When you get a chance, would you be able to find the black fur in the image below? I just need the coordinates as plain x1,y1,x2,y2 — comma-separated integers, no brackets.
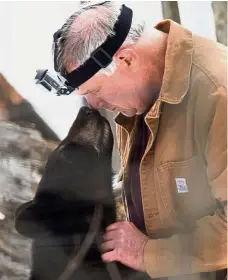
15,106,149,280
15,107,116,279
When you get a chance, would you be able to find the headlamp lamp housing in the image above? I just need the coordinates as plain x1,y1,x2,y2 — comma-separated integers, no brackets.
35,69,75,96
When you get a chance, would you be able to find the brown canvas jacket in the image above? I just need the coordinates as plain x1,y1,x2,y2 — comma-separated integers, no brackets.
114,20,227,279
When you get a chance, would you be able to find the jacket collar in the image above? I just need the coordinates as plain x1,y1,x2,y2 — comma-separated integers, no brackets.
115,19,193,128
155,19,193,104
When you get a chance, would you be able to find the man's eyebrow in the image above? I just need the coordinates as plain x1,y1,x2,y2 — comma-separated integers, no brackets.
86,89,99,96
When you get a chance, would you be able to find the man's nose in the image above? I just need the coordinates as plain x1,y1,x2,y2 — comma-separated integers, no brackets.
85,95,103,110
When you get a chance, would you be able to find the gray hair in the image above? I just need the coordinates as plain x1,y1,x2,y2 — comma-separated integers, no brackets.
55,1,145,76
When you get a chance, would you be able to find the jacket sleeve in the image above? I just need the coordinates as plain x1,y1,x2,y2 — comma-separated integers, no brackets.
143,87,227,278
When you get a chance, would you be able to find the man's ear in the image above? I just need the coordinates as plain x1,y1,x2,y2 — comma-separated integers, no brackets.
115,48,139,71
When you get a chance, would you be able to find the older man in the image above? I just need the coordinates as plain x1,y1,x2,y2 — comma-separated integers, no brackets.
53,2,227,279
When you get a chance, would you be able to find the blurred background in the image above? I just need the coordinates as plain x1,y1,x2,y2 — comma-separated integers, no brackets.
0,1,227,279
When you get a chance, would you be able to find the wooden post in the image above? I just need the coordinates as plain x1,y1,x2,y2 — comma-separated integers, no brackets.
212,1,227,46
161,1,181,24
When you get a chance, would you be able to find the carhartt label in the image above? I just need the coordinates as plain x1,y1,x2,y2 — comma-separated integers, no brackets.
175,178,188,193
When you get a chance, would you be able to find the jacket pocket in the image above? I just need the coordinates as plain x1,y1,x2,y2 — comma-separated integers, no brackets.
156,156,216,227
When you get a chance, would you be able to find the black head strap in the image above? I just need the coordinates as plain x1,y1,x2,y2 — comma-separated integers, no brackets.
53,3,133,89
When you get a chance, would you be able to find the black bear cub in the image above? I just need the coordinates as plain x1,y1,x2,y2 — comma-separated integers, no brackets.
15,106,117,280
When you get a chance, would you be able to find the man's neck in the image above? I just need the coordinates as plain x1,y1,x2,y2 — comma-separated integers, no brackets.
141,28,168,110
147,28,168,87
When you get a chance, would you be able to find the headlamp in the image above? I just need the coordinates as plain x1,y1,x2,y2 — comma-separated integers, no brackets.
35,69,75,96
35,2,133,96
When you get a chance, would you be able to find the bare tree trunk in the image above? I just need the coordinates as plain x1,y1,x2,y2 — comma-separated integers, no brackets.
0,122,58,280
212,1,227,46
161,1,181,24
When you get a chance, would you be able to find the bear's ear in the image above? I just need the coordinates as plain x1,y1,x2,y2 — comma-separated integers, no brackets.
14,201,49,238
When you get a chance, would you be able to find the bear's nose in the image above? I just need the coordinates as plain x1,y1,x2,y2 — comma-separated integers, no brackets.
82,106,93,116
